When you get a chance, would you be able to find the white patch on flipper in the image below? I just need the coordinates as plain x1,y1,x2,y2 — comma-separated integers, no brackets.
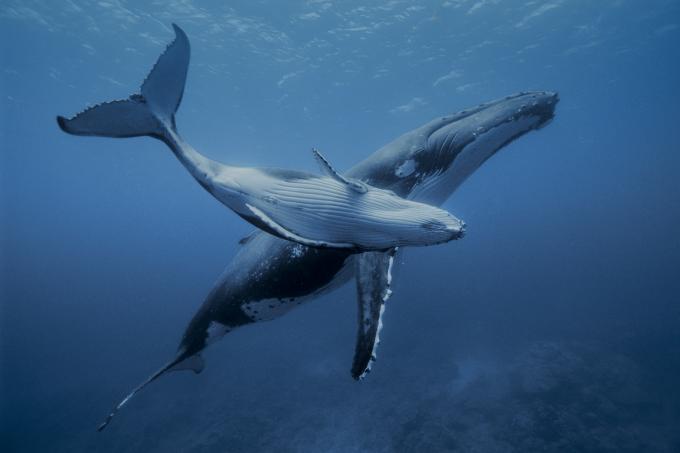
385,249,396,287
395,159,417,177
359,306,386,380
358,252,395,380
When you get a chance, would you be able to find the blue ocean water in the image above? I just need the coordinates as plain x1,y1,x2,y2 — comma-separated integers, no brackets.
1,1,679,451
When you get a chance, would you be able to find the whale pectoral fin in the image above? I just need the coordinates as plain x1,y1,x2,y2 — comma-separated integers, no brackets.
351,248,397,380
245,203,354,249
312,148,368,193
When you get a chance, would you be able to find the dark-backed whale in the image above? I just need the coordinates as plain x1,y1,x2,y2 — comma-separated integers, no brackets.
178,90,559,379
173,88,559,381
57,24,558,430
58,25,465,252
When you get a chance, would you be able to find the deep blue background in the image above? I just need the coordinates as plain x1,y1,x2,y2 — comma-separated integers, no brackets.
1,1,679,451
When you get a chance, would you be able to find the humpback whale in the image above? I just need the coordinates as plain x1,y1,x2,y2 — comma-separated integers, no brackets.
171,88,558,385
58,25,558,430
57,25,465,252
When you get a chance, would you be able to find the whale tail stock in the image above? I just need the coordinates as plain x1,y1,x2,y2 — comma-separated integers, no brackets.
56,23,189,140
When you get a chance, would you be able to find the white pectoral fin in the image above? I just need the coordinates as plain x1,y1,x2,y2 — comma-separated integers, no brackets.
245,203,355,249
312,148,368,193
351,248,397,380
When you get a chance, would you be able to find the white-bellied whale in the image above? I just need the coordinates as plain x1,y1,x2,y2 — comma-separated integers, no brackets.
57,25,465,252
58,24,559,430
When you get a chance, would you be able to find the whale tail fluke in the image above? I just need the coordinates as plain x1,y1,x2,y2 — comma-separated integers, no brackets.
97,351,204,432
57,23,189,139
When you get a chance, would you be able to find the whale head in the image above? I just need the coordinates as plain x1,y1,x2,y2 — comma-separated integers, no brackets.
419,212,467,244
337,186,468,249
348,91,559,204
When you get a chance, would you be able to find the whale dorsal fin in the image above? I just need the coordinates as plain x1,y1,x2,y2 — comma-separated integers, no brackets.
351,247,397,380
312,148,368,193
238,230,258,245
245,203,355,249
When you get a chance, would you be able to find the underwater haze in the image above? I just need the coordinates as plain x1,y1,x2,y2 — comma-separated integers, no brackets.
1,0,680,452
